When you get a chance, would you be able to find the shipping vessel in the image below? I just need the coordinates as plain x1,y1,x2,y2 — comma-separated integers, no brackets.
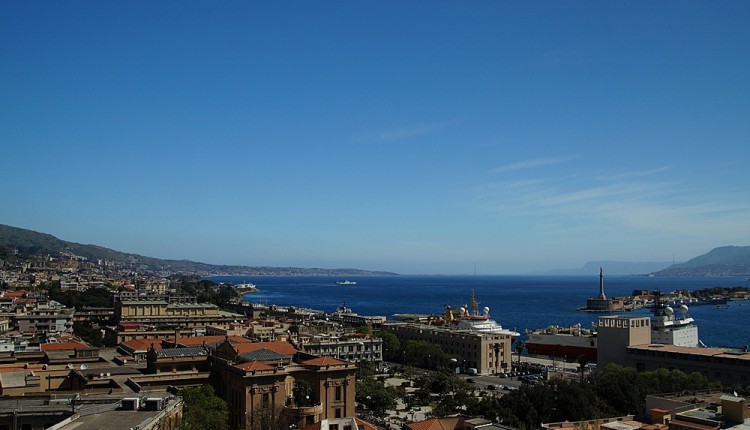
445,290,520,336
525,324,598,362
526,290,702,362
233,282,258,293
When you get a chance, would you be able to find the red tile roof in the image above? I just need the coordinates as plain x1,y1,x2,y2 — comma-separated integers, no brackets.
302,357,347,367
232,341,297,356
41,342,89,351
235,361,275,371
121,338,163,351
406,418,461,430
355,418,379,430
177,335,253,347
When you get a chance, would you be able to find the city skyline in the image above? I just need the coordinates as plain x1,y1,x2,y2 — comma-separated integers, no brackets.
2,2,749,274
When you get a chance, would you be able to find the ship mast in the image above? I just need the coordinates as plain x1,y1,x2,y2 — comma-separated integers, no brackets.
470,289,479,316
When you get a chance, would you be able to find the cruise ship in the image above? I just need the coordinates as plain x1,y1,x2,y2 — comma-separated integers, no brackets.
445,290,520,336
650,291,699,347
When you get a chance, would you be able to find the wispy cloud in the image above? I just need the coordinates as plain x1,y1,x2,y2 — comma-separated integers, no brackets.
491,155,578,174
605,165,673,181
357,120,457,143
473,162,750,247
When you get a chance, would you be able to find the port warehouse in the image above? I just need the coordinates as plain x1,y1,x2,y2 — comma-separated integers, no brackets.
625,344,750,386
381,322,515,375
597,316,750,386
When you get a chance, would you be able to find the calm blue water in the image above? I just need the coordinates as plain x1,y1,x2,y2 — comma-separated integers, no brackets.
205,275,750,349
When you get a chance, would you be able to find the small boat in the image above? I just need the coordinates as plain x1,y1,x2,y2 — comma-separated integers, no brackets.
336,280,357,285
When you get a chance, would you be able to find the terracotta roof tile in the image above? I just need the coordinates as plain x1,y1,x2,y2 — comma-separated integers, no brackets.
233,341,297,356
407,418,452,430
355,418,379,430
41,342,89,351
302,357,346,367
121,338,163,351
235,361,275,371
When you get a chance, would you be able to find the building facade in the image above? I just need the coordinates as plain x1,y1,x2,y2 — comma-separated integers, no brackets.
211,340,357,430
381,322,515,374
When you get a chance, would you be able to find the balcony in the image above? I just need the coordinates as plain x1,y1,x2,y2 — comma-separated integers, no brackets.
284,403,323,428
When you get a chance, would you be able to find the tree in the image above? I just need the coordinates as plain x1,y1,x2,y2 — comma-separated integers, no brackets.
375,331,400,362
577,354,589,383
356,375,399,418
251,404,291,430
293,380,313,407
179,385,229,430
73,320,104,347
515,340,525,369
403,340,446,369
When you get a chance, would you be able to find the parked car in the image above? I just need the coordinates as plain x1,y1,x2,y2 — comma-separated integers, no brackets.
487,384,498,390
466,378,476,383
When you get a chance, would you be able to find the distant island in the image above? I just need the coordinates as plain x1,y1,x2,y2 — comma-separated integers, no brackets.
0,224,398,277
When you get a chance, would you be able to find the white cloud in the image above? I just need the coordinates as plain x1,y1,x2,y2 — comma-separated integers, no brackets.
491,155,578,174
357,120,457,143
473,162,750,248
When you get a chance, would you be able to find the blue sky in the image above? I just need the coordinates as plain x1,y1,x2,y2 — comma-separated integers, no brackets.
2,2,749,274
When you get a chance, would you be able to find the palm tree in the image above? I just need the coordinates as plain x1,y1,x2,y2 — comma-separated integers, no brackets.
514,340,525,371
577,354,589,383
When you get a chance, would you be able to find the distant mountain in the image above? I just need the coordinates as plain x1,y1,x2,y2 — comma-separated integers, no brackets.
541,260,674,276
652,246,750,276
0,224,398,276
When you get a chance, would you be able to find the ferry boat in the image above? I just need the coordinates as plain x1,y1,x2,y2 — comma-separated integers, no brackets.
233,283,258,293
336,280,357,285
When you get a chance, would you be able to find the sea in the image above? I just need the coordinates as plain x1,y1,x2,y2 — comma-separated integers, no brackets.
205,275,750,349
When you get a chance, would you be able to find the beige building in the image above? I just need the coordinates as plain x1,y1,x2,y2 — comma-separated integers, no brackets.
597,315,651,367
626,345,750,386
115,299,242,327
211,340,357,430
597,315,750,386
381,322,515,374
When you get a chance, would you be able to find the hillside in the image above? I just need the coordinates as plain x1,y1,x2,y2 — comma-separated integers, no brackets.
542,260,673,276
0,224,397,276
652,246,750,276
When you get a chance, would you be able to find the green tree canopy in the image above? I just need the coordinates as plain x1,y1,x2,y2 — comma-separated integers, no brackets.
375,331,401,362
179,385,229,430
356,376,399,418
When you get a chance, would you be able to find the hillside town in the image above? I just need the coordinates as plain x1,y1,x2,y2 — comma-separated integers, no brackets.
0,250,749,430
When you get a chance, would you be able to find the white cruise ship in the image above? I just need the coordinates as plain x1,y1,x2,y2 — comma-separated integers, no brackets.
446,290,520,336
651,291,699,347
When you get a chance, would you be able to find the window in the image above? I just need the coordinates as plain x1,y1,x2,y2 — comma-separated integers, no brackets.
335,408,342,418
335,386,342,401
